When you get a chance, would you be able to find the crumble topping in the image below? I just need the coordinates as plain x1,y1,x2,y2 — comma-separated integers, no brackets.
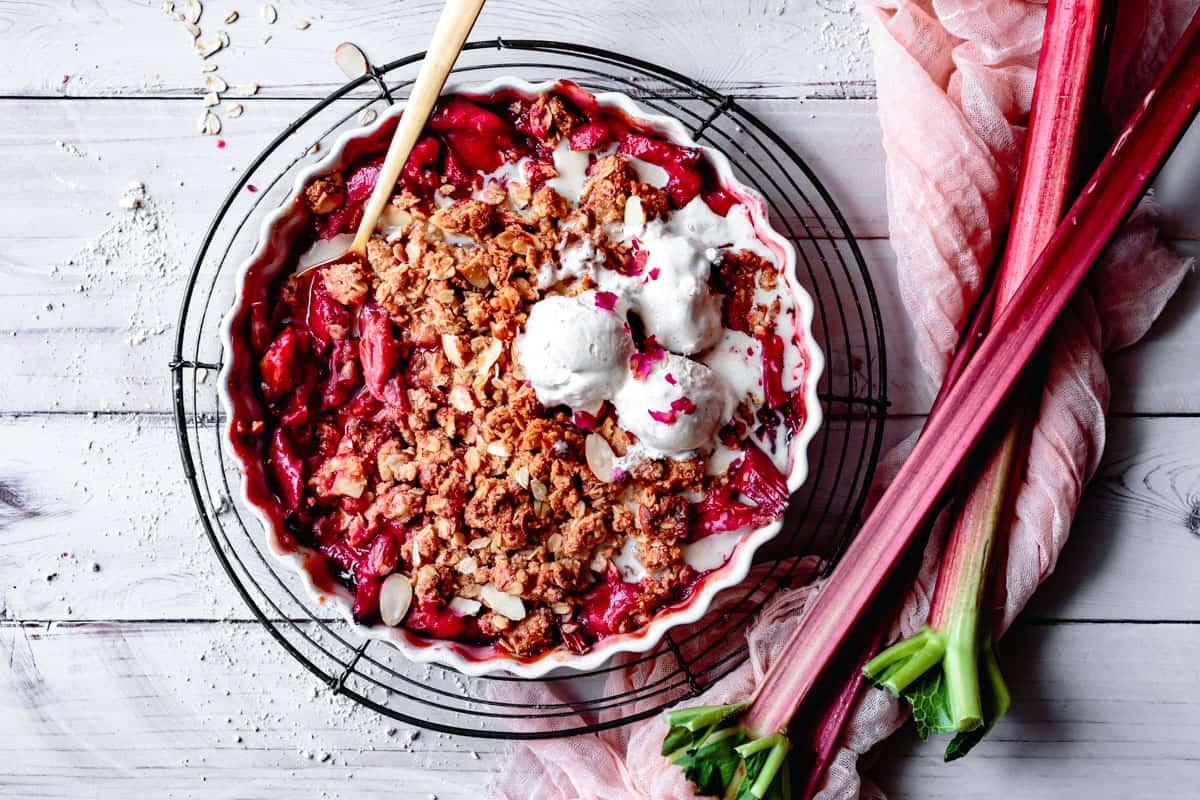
241,83,810,658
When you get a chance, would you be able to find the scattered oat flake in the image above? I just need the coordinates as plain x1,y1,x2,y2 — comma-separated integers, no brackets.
234,82,259,96
260,3,277,23
228,103,244,118
203,111,222,135
183,20,201,39
201,63,218,73
183,0,202,24
357,108,378,125
334,42,370,79
291,18,311,30
204,74,227,92
224,10,239,23
218,30,230,46
203,91,220,107
162,0,175,14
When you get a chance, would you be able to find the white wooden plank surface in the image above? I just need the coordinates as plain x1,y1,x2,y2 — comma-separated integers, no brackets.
0,0,874,99
3,412,1198,624
4,620,1196,800
2,97,1195,415
7,1,1200,797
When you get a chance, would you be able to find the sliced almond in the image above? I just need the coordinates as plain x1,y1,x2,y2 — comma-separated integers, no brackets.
379,203,413,231
512,465,530,489
334,41,370,79
162,1,175,14
456,556,478,575
204,74,227,92
467,536,490,550
200,63,218,73
485,441,510,459
480,583,526,621
260,3,276,23
590,553,608,573
224,9,239,23
182,0,202,24
546,533,563,554
203,91,220,107
449,596,482,616
183,20,201,39
441,333,466,367
195,33,224,58
379,573,414,626
529,478,548,502
448,384,476,413
291,17,311,29
233,82,259,96
227,103,244,118
357,107,378,125
218,30,230,47
585,433,617,482
551,602,572,616
202,111,221,135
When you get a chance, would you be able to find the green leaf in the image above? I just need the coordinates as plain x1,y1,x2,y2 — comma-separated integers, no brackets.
903,670,956,740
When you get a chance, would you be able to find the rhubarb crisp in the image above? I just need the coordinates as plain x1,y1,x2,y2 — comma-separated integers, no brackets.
227,82,815,660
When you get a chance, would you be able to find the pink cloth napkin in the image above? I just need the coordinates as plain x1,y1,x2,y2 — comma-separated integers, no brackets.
491,2,1195,797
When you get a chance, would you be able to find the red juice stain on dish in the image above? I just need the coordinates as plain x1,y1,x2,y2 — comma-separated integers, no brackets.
223,81,811,660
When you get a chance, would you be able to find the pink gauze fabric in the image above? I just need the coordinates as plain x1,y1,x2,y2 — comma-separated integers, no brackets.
490,2,1196,798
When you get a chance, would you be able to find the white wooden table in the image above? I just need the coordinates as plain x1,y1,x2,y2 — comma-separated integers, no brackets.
3,2,1200,798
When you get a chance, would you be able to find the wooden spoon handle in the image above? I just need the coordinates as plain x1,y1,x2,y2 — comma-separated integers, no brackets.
349,0,486,255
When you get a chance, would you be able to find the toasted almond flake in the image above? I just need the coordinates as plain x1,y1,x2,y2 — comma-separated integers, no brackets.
485,441,510,459
260,3,276,23
233,82,259,96
480,583,526,621
379,574,413,626
227,102,244,118
551,602,572,616
291,17,310,29
224,9,239,23
590,553,608,573
357,107,378,125
163,1,175,15
203,91,220,107
334,41,370,79
202,111,221,135
456,556,478,575
218,30,230,46
467,537,490,550
183,0,202,24
441,333,465,367
200,63,218,73
449,596,482,616
449,384,476,412
379,204,412,230
411,543,422,568
204,74,227,92
183,20,202,38
546,533,563,554
585,433,617,482
512,465,530,489
529,478,548,502
195,33,224,58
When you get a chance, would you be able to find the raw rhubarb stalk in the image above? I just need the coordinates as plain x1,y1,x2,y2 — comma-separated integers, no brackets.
863,0,1108,760
663,8,1200,796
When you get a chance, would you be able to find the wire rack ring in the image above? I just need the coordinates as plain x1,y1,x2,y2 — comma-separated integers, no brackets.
170,39,889,739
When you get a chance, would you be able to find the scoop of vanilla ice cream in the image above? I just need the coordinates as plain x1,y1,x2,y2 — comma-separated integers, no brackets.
613,353,735,459
638,272,723,354
515,292,634,414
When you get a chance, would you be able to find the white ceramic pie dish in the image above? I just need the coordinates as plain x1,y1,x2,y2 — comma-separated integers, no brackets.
219,77,824,678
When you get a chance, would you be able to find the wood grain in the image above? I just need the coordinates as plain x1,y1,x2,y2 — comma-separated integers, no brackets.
3,619,1196,799
3,413,1199,623
0,0,874,100
1,97,1195,415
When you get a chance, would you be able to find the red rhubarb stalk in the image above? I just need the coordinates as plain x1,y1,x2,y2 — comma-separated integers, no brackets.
664,9,1200,796
863,0,1108,761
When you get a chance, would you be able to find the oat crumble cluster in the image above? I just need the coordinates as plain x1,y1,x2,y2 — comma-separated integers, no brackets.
237,84,808,659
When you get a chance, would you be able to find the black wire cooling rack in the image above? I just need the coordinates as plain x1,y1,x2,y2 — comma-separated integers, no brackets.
170,39,889,739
